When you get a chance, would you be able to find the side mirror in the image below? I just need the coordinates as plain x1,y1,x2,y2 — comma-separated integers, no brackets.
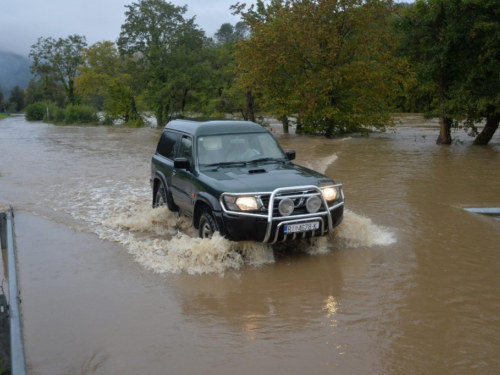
285,150,296,161
174,157,191,170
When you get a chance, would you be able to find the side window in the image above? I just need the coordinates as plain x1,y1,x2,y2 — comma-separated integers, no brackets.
177,135,193,163
157,131,181,160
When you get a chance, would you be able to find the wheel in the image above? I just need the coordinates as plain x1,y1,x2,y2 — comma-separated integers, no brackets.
199,211,217,239
154,182,168,208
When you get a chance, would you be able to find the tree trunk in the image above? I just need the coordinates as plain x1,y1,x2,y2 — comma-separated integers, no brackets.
68,79,75,106
281,115,289,134
246,91,256,123
474,114,500,145
130,96,138,118
155,106,164,127
296,114,304,134
436,116,452,144
436,69,452,145
181,89,189,112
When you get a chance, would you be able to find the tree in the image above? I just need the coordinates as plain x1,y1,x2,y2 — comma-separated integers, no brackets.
117,0,207,126
235,0,407,137
76,41,144,124
214,23,235,44
396,0,500,145
24,79,45,106
394,0,464,144
214,21,250,44
234,22,250,41
445,0,500,145
8,85,25,112
29,35,87,105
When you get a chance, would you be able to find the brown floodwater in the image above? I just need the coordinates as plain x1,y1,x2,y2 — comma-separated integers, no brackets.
0,115,499,374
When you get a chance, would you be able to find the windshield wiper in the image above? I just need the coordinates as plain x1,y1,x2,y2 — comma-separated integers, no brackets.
204,161,247,168
249,157,286,163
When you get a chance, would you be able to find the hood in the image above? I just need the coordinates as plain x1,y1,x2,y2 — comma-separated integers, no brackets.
200,162,333,193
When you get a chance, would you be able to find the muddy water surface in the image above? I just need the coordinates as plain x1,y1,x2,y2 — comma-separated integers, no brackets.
0,115,499,374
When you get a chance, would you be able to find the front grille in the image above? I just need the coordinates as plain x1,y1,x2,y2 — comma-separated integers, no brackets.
258,189,324,216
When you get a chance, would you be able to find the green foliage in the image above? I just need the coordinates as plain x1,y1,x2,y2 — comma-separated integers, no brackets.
8,85,25,112
235,0,408,136
117,0,209,126
394,0,500,144
29,35,87,105
445,0,500,139
60,104,99,124
214,22,250,44
76,41,145,125
25,101,46,121
24,78,45,105
26,101,98,124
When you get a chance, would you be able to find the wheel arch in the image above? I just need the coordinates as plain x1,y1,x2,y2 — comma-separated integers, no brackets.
153,171,178,212
193,193,221,229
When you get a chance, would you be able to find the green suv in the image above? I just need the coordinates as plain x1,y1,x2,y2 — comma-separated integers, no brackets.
150,120,344,244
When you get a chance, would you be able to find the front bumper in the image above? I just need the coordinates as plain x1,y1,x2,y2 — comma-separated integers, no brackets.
217,184,344,244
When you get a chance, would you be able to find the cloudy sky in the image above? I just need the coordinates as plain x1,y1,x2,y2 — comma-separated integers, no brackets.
0,0,244,56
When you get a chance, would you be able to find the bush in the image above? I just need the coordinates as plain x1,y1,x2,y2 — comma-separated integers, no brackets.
45,103,60,121
25,102,100,125
125,117,145,127
25,102,46,121
62,104,99,124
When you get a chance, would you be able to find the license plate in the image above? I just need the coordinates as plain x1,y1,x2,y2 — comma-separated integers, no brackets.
284,221,320,234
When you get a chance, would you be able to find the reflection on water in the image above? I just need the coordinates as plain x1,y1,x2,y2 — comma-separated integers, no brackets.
0,115,499,374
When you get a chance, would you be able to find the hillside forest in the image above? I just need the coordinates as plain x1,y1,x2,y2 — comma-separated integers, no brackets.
0,0,499,145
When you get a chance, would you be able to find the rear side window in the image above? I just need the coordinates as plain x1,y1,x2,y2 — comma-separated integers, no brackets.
157,131,181,160
178,135,193,163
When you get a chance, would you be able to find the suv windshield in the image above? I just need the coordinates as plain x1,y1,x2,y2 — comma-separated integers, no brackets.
198,133,286,166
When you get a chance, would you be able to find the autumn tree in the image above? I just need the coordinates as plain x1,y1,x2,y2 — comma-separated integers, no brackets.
234,0,407,137
29,35,87,106
76,41,145,124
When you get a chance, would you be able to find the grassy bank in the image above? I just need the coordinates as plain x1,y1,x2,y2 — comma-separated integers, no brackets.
0,113,10,120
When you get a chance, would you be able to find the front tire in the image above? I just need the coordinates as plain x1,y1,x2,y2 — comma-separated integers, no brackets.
199,211,217,239
154,182,168,208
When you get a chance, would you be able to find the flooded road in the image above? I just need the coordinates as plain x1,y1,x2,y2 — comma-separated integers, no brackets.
1,115,499,374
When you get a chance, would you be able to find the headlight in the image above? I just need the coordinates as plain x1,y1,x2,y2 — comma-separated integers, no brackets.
278,198,294,216
236,196,259,210
224,195,259,211
306,195,322,213
322,187,338,201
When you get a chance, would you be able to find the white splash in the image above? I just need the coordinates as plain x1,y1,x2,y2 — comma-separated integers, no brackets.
304,153,338,174
333,209,396,248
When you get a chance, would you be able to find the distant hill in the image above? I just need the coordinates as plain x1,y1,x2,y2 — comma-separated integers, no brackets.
0,51,33,97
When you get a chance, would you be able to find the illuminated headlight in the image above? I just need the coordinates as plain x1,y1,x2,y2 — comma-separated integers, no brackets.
278,198,294,216
224,195,259,211
236,196,259,210
322,187,338,201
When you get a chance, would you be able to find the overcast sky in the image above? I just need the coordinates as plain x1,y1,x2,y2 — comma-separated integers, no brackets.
0,0,244,56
